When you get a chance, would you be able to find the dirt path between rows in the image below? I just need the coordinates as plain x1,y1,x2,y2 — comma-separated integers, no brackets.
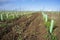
22,13,47,40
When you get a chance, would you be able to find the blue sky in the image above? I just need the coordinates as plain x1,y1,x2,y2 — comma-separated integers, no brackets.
0,0,60,11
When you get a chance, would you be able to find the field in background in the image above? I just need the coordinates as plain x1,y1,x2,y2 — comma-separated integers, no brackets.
0,11,60,40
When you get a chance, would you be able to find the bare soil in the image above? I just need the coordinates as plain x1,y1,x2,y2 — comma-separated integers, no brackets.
0,12,60,40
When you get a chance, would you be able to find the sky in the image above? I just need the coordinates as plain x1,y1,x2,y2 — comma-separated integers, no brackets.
0,0,60,11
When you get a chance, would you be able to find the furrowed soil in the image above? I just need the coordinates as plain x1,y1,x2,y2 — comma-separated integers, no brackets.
0,12,60,40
